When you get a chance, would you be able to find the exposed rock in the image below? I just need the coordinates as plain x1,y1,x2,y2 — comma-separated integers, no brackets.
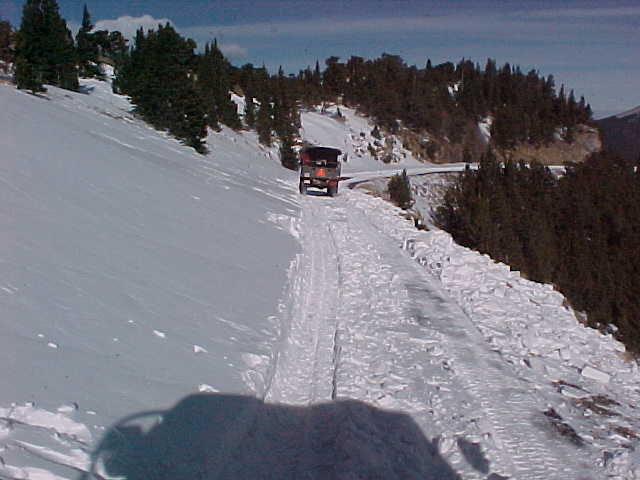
498,125,601,165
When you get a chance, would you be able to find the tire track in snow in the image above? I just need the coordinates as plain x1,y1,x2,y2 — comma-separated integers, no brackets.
265,196,341,405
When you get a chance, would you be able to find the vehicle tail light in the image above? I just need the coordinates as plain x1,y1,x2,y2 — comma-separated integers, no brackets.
301,153,311,165
317,169,326,177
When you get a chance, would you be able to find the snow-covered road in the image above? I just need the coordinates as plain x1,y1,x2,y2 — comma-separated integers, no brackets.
265,188,602,479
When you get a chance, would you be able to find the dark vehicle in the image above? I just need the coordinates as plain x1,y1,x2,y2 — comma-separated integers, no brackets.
299,146,343,196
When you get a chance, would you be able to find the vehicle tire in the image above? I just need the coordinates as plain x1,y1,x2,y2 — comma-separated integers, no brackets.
327,183,338,197
299,178,307,195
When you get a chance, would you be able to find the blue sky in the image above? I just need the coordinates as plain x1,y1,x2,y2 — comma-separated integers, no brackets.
2,0,638,118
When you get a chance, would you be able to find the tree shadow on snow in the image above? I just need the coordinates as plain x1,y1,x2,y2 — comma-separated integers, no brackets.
81,393,462,480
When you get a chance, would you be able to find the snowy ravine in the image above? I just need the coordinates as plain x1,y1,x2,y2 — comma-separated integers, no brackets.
2,80,640,479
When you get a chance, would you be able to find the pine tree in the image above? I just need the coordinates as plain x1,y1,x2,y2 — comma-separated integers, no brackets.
42,0,77,90
255,95,273,146
195,40,241,130
14,0,45,91
76,4,99,78
0,19,13,72
279,134,297,170
243,91,256,129
115,23,207,153
15,0,78,92
388,169,413,209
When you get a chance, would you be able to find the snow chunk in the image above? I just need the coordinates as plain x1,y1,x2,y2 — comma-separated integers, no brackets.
197,384,219,393
242,352,267,368
478,117,492,144
56,403,78,413
0,404,92,444
153,329,166,338
581,365,611,384
193,344,208,354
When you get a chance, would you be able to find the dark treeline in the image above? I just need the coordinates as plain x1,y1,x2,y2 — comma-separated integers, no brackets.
7,1,126,89
7,1,302,156
0,17,13,72
229,55,592,163
113,23,209,153
113,26,304,159
8,1,594,158
436,151,640,353
287,56,592,153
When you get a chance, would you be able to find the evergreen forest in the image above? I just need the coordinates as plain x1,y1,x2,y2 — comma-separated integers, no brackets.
436,151,640,353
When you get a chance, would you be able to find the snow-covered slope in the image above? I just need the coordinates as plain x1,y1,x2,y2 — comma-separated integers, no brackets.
300,105,424,171
0,79,301,479
2,80,640,479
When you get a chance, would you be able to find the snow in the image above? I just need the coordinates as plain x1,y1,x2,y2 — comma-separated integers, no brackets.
300,104,426,171
0,78,299,479
1,77,640,479
478,116,492,143
581,366,611,384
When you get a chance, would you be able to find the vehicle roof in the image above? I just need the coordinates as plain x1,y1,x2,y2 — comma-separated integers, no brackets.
301,146,342,156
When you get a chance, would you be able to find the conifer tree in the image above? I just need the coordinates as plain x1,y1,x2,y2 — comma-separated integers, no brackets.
15,0,78,92
115,23,207,153
195,40,240,130
14,0,45,91
0,19,13,72
255,95,273,146
388,169,413,209
76,4,99,78
243,91,256,129
279,134,297,170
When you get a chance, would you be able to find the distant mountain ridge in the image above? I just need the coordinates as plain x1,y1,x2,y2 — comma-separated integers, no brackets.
615,105,640,119
596,105,640,163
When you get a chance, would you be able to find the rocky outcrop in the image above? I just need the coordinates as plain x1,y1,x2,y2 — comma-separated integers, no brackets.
397,123,600,165
498,124,601,165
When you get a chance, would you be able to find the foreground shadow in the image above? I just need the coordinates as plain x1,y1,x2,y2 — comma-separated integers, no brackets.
85,393,461,480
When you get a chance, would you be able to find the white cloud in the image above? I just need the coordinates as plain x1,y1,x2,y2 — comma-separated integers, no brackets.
93,15,174,40
219,43,248,59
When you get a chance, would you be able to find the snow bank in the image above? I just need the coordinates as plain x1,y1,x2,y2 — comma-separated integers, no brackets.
349,189,640,479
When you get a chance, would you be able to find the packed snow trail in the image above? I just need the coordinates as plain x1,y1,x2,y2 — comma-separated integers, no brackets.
265,202,341,404
267,188,597,479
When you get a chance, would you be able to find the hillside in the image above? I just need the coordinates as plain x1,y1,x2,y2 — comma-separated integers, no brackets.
0,78,301,478
2,78,640,479
596,106,640,163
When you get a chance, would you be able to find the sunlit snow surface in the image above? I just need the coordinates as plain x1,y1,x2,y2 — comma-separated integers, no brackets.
1,81,639,479
0,79,299,478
